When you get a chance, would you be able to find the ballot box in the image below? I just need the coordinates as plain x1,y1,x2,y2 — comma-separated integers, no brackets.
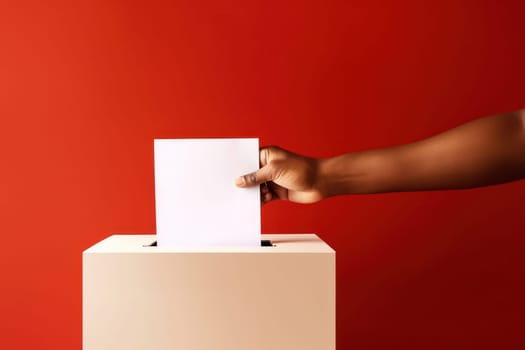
83,234,335,350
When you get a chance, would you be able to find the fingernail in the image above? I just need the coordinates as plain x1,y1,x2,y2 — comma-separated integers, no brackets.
235,177,244,186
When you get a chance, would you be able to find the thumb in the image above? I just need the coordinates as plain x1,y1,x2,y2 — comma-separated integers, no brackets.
235,165,274,187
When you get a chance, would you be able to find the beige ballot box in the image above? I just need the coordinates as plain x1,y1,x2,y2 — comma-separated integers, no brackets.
83,234,335,350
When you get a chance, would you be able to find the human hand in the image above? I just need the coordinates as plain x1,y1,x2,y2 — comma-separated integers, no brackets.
235,146,324,204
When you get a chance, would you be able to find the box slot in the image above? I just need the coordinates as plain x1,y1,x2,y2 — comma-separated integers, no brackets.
143,240,274,247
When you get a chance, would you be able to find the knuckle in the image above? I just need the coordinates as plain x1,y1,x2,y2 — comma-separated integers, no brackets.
267,160,282,177
244,173,257,184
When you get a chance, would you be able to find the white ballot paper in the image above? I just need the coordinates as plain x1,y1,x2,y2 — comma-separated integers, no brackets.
154,138,261,247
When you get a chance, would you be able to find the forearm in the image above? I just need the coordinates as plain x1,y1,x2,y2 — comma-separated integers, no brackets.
318,110,525,196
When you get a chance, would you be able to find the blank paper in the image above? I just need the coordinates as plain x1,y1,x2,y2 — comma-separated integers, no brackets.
154,138,260,247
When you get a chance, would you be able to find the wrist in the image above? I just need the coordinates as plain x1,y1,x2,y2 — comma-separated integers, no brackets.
316,156,347,199
315,152,378,197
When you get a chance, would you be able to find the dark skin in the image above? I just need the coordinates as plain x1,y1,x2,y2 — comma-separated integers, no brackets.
235,109,525,204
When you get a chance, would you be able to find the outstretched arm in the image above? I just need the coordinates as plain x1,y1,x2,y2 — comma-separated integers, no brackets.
321,109,525,195
236,109,525,203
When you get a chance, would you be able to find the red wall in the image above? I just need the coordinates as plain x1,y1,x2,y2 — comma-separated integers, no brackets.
1,1,524,348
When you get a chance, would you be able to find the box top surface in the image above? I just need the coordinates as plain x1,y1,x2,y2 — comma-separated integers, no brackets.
84,234,334,254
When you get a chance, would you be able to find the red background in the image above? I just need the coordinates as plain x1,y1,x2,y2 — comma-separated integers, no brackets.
1,0,524,348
